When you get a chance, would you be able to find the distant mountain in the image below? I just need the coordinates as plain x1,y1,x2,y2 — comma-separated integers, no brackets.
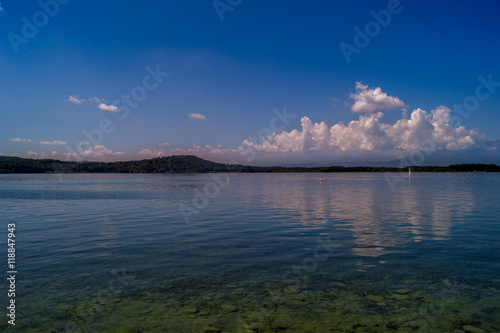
1,155,500,173
326,146,500,167
383,147,500,167
259,144,500,168
486,140,500,150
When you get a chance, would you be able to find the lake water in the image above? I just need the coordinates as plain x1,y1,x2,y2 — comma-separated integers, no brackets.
1,173,499,332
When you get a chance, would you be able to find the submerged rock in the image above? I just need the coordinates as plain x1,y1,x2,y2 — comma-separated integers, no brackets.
182,307,198,314
394,289,411,295
462,325,485,333
246,321,265,330
365,295,384,302
220,305,237,312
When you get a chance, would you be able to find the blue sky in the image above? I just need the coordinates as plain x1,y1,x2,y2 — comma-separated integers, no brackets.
1,0,500,165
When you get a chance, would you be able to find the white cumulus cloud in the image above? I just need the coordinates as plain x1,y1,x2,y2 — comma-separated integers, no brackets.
66,95,109,107
98,103,118,112
39,140,67,145
10,138,33,142
58,145,125,161
25,151,53,159
26,151,42,158
242,106,483,157
350,82,407,113
88,97,102,103
137,148,169,158
68,95,85,105
188,113,206,120
79,145,124,158
41,145,126,162
134,97,486,165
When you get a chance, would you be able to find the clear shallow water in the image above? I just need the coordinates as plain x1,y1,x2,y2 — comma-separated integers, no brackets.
1,173,499,332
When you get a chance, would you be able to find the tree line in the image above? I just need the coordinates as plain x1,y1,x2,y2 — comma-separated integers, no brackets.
1,155,499,174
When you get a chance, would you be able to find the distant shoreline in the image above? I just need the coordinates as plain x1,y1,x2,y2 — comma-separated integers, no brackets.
1,155,500,174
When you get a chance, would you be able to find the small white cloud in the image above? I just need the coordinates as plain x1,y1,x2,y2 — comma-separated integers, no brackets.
59,144,125,161
158,142,170,147
0,3,4,11
10,138,33,142
24,151,51,159
40,140,67,145
26,146,122,161
188,113,206,120
137,148,169,158
88,97,102,103
79,145,125,158
350,82,407,114
68,95,109,106
98,103,118,112
68,95,85,105
26,151,39,158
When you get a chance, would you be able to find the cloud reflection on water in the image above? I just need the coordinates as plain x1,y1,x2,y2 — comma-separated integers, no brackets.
250,173,476,258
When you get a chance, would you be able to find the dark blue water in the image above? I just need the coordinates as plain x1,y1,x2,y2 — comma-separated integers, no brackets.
1,173,499,332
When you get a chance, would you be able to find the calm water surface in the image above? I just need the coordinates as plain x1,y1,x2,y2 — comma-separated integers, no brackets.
1,173,499,332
